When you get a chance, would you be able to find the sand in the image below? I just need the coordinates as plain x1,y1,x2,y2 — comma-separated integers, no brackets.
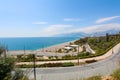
16,43,120,65
36,41,71,52
7,40,76,56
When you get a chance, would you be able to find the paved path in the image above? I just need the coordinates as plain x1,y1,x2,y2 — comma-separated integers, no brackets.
7,50,78,57
17,43,120,65
84,43,95,54
26,43,120,80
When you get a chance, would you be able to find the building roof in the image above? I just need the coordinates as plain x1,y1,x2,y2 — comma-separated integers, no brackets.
64,46,72,50
70,45,79,47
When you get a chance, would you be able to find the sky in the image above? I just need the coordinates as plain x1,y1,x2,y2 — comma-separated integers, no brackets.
0,0,120,37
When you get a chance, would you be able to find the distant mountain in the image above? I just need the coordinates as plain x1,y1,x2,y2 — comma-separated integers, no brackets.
54,23,120,37
55,32,87,37
89,29,120,37
55,29,120,37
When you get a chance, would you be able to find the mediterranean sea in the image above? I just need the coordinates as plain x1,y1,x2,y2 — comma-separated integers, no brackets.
0,37,79,50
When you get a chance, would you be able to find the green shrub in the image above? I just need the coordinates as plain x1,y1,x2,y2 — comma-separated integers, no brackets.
86,76,101,80
112,68,120,80
41,62,74,67
62,55,77,60
0,57,15,80
16,64,33,68
16,54,35,62
40,63,63,67
62,62,74,67
57,49,63,53
27,54,34,61
17,62,75,68
85,59,97,63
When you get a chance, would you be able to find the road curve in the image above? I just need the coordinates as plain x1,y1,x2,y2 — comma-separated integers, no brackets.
17,43,120,65
27,43,120,80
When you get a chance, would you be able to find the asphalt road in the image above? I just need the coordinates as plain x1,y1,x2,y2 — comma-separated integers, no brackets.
27,45,120,80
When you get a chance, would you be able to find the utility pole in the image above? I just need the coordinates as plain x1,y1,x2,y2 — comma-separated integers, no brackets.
33,54,36,80
24,45,26,55
4,44,7,59
42,44,45,53
78,45,79,65
6,44,8,52
4,48,6,59
112,48,114,54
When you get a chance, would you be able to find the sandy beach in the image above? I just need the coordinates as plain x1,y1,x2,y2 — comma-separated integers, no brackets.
7,40,77,56
16,43,120,65
36,41,74,52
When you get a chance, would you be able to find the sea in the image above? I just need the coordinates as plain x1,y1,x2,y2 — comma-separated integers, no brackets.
0,37,79,50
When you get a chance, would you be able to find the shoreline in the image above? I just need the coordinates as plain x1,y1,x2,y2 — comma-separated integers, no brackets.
16,43,120,65
36,40,77,52
7,39,78,55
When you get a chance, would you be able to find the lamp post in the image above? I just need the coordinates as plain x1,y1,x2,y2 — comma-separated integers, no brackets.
24,47,25,55
3,44,7,59
33,54,36,80
112,48,114,54
78,45,79,65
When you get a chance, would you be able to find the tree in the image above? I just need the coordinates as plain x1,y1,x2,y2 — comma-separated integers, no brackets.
0,46,5,56
0,45,7,59
0,47,29,80
12,69,29,80
106,33,109,42
0,57,15,80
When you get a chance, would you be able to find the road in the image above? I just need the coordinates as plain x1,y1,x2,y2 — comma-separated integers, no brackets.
27,43,120,80
84,43,95,54
17,43,120,65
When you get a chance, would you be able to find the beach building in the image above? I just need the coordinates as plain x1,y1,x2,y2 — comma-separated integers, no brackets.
63,45,79,53
69,44,79,48
64,46,72,53
43,56,49,59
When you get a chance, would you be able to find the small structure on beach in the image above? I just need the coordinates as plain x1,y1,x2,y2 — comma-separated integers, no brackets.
63,44,79,53
43,56,49,59
64,46,73,53
69,45,79,48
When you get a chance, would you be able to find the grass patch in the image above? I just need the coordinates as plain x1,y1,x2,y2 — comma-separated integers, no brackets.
16,62,75,68
85,76,101,80
85,59,97,63
112,68,120,80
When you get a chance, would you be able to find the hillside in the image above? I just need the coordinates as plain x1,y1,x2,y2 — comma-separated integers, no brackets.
74,32,120,58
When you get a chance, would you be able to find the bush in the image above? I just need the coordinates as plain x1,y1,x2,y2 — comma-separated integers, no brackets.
85,59,97,63
62,55,77,60
112,68,120,80
57,49,63,53
62,62,74,67
16,54,35,62
40,63,63,67
17,64,33,68
0,57,15,80
17,62,75,68
41,62,74,67
78,52,91,58
86,76,101,80
27,54,34,61
12,69,29,80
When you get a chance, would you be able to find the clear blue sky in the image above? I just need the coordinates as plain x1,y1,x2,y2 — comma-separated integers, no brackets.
0,0,120,37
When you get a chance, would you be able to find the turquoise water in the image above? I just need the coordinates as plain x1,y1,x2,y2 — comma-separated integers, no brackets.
0,37,79,50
